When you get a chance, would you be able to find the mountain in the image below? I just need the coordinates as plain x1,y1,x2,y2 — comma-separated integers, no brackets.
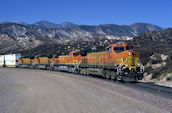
0,21,163,55
14,21,28,25
0,21,163,39
0,21,11,24
0,21,28,25
33,20,60,29
33,21,162,36
57,22,77,29
33,20,77,29
0,22,91,40
129,23,163,35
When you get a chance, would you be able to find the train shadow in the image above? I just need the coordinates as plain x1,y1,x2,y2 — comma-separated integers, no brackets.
135,81,172,92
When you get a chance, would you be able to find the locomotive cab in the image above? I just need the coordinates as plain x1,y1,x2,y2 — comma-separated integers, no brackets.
106,42,133,54
69,50,82,64
69,50,81,57
106,42,139,67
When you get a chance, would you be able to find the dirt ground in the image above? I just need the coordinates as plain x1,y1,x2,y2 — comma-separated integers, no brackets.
0,68,170,113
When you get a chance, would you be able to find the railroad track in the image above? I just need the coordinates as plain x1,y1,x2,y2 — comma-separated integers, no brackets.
51,69,172,98
21,67,172,95
137,82,172,93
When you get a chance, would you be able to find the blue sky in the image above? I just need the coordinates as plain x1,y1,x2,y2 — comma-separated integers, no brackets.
0,0,171,27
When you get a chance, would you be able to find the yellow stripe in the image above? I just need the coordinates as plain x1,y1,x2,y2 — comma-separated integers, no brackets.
6,65,16,67
59,55,69,58
88,51,106,55
58,63,74,65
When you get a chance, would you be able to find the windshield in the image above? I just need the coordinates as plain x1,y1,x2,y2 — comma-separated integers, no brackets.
114,47,124,53
126,46,133,50
73,52,80,57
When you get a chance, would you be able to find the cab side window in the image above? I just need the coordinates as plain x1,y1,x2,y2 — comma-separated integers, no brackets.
73,53,80,57
69,54,72,57
126,46,133,50
106,47,112,53
114,47,124,53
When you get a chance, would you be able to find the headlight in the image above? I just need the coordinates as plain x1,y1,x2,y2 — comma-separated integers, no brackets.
128,52,131,56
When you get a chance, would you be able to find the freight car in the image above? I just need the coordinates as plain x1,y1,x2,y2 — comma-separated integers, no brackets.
18,42,144,82
0,55,5,67
0,54,21,67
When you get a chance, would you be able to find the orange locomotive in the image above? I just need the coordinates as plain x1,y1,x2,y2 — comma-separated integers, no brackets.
53,50,82,72
79,42,144,81
32,55,55,69
18,42,144,82
18,56,34,68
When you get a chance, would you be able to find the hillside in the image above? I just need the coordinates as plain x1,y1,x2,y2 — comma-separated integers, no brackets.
131,28,172,86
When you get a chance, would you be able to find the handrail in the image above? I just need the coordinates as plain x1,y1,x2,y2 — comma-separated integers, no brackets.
137,58,144,73
117,58,128,75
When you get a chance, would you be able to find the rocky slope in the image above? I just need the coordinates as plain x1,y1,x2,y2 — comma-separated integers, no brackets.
130,28,172,86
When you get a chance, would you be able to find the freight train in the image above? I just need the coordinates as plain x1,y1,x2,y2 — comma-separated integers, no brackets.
16,42,144,82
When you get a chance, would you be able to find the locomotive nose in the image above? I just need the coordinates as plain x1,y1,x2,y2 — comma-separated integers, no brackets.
124,50,138,68
128,51,131,56
128,51,136,56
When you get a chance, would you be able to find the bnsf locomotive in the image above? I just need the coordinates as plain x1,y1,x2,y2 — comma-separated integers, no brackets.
18,42,144,82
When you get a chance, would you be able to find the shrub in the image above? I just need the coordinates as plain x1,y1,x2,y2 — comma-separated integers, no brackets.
167,73,172,81
151,70,161,79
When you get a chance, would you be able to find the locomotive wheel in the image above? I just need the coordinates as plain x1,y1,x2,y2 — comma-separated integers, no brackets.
79,70,84,75
109,75,116,81
74,70,78,74
86,71,90,76
49,67,54,71
116,76,122,82
79,69,86,75
105,73,111,80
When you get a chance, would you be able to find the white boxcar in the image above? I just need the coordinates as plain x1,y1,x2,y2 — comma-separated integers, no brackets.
5,54,21,67
5,54,21,61
0,55,5,67
5,60,17,67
